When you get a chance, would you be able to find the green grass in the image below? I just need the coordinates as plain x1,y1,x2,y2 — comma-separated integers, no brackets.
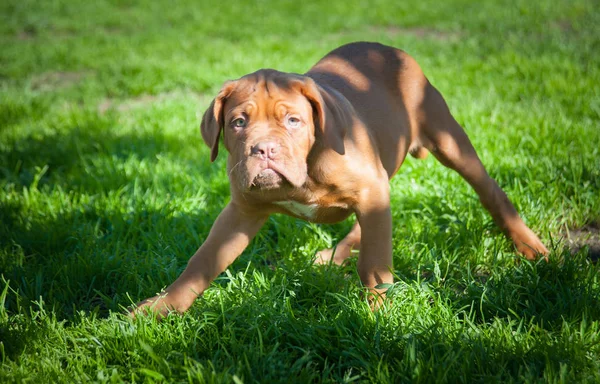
1,0,600,382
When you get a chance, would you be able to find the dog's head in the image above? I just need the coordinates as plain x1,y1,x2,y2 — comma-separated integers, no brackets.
200,70,353,193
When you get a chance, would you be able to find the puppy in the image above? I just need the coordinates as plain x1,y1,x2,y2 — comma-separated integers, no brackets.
132,42,548,317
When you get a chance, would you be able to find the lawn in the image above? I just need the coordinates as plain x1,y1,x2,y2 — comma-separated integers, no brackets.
1,0,600,382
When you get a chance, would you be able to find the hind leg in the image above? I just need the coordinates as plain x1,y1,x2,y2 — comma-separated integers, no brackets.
315,221,361,265
419,84,548,259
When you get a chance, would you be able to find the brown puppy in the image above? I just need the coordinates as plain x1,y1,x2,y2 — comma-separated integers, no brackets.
132,42,548,317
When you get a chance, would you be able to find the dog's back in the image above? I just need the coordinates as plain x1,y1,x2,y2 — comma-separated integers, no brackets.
307,42,431,175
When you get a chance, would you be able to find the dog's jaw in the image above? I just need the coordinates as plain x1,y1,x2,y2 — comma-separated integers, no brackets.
251,168,285,189
241,156,308,191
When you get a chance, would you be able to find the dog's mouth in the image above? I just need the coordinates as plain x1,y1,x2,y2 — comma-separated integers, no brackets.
250,162,287,189
247,160,306,190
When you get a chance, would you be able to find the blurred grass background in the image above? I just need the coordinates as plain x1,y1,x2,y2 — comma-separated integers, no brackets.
1,0,599,382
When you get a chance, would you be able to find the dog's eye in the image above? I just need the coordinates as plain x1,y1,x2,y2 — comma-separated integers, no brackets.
232,118,247,128
286,116,301,129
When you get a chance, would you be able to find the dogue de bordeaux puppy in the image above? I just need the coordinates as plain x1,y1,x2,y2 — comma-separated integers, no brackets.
132,42,548,317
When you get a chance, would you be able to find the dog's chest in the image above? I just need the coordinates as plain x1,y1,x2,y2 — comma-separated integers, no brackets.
274,201,318,220
272,198,353,223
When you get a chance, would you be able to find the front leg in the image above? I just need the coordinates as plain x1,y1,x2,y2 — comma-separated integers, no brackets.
131,202,267,318
354,182,394,297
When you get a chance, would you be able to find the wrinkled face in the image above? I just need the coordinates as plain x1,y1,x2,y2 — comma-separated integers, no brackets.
201,69,350,195
222,78,315,192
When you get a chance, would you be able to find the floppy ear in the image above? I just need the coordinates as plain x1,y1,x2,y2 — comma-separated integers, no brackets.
300,78,354,155
200,81,237,162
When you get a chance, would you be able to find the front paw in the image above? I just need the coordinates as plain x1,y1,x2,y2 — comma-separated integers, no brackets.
314,247,337,265
129,293,190,319
315,244,357,265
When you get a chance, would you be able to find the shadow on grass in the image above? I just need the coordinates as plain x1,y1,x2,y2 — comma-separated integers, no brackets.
0,114,218,195
0,202,217,315
450,251,600,328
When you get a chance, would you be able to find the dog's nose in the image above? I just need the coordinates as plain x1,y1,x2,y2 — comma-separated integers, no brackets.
250,141,279,159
